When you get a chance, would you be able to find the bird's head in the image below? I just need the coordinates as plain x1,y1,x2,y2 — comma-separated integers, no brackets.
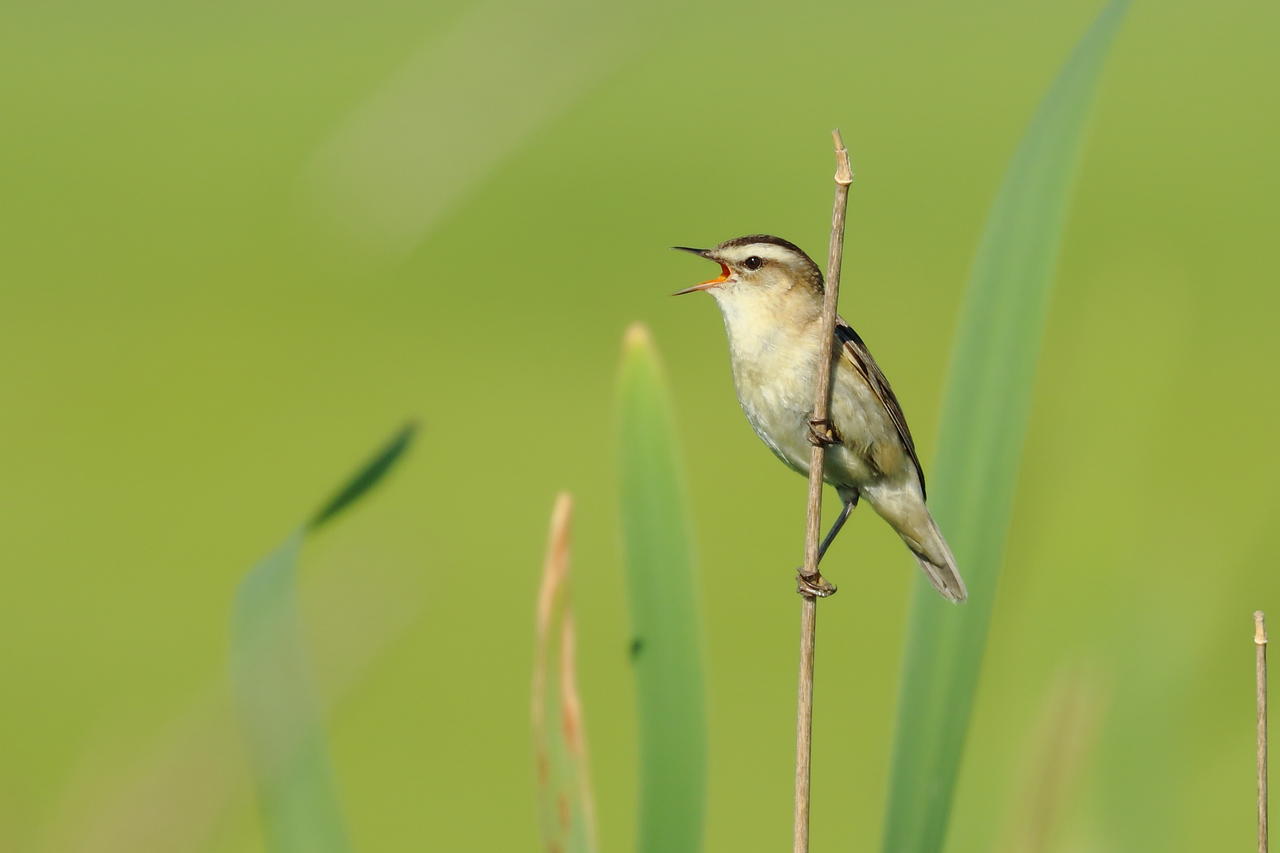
672,235,823,301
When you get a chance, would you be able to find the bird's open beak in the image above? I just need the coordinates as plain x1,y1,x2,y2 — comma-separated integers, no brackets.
671,246,731,295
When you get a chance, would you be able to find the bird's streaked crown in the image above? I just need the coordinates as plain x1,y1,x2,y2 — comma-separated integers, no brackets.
713,234,823,291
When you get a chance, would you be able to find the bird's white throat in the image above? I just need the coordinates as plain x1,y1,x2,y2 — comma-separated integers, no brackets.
710,285,825,473
712,284,822,374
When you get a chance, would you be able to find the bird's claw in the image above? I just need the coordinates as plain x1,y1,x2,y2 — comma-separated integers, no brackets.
807,418,840,447
796,570,837,598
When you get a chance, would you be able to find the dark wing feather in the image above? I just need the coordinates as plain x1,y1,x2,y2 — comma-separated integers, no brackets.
834,318,927,499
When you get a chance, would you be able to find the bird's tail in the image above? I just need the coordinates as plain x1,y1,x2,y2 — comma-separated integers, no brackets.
861,483,969,603
905,513,967,603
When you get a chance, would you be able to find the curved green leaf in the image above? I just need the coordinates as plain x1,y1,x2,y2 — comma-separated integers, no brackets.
880,4,1129,851
617,324,707,853
231,425,415,852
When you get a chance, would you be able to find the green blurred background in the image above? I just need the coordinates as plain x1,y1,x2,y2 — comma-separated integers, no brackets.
3,0,1277,849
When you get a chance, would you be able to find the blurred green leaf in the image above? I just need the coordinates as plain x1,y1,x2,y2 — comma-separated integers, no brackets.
617,324,707,853
309,423,416,530
231,425,415,853
880,4,1128,852
532,493,599,853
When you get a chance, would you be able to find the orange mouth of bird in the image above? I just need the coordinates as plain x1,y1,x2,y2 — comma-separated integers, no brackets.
704,262,731,286
674,262,732,295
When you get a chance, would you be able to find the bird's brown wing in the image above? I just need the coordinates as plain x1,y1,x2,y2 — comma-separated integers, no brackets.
834,317,927,499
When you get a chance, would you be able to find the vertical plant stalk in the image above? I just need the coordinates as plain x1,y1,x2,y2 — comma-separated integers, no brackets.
792,129,854,853
995,672,1104,853
533,493,598,853
1258,611,1269,853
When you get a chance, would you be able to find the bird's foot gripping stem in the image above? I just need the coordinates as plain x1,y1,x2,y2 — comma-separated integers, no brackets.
807,418,841,447
796,570,837,598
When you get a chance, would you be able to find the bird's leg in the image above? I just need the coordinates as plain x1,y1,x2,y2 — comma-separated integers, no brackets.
816,497,856,564
807,417,841,447
797,497,856,598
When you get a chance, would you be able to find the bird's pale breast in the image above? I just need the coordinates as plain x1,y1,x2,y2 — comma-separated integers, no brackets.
721,307,903,491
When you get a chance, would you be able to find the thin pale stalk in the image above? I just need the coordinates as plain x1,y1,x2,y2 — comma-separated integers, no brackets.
532,494,599,853
1258,611,1269,853
995,672,1104,853
792,129,854,853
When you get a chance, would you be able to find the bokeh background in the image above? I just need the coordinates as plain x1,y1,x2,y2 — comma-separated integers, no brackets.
3,0,1278,849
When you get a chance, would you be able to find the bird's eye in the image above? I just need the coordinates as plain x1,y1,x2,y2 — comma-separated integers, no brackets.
743,256,764,270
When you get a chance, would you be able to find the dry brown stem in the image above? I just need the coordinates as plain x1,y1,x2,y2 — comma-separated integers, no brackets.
533,494,598,853
792,129,854,853
1259,610,1269,853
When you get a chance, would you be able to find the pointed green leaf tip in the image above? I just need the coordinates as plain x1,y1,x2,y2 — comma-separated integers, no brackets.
309,422,417,530
617,323,707,853
880,3,1129,852
623,321,655,354
232,423,416,852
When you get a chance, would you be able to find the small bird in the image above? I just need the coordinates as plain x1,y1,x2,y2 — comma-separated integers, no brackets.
674,234,967,602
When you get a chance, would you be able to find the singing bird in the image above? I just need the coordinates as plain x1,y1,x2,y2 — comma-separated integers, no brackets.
674,234,967,602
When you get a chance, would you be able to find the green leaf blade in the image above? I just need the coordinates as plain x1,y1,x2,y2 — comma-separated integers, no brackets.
231,425,415,852
617,324,707,853
231,532,351,853
309,422,417,530
880,4,1129,852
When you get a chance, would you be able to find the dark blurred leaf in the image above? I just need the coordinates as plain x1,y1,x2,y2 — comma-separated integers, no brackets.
309,423,416,530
